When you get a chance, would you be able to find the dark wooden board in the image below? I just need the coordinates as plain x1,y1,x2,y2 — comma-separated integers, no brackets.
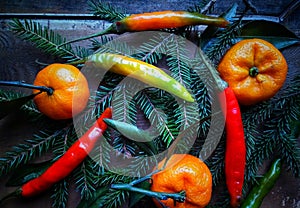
0,0,299,208
0,0,296,15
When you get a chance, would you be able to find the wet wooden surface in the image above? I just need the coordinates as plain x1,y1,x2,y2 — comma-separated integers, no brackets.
0,0,300,207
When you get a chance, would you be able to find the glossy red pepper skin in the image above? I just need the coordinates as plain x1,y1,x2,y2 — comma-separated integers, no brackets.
221,87,246,207
20,107,112,197
115,11,229,32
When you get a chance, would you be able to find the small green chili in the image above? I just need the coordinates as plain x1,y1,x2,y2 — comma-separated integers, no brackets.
241,158,282,208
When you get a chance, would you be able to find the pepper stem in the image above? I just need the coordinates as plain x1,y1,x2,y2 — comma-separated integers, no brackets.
111,183,186,203
249,66,259,77
0,81,53,95
56,24,117,49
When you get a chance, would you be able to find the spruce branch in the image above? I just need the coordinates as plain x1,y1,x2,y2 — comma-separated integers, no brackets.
165,35,200,131
9,19,90,62
75,158,98,199
135,33,171,64
51,179,69,208
98,171,132,187
110,81,138,125
165,34,192,90
277,133,300,177
90,35,116,51
92,72,123,110
88,0,126,22
242,75,300,180
99,189,129,208
190,71,212,138
204,134,226,186
49,127,74,208
0,129,65,176
51,125,76,161
134,90,179,146
205,19,241,64
89,39,135,59
272,95,300,177
0,89,41,119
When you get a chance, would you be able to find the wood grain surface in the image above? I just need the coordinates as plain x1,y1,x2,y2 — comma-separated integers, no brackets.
0,0,299,208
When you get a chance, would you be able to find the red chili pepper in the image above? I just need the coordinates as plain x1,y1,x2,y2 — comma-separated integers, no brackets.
220,87,246,208
20,107,112,197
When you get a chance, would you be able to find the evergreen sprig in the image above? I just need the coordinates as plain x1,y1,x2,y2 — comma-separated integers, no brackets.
49,127,74,207
90,35,116,51
0,89,42,120
51,179,69,208
99,189,129,208
165,34,200,132
134,90,179,147
88,0,126,22
1,1,300,207
9,19,91,63
75,158,98,199
242,76,300,180
205,19,241,64
135,33,170,64
0,129,65,176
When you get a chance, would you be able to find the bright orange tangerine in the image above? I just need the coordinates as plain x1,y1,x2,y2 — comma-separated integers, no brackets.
217,38,288,105
33,64,90,120
151,154,212,208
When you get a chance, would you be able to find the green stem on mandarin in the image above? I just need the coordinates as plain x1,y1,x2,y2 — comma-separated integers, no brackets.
249,66,259,77
0,81,54,95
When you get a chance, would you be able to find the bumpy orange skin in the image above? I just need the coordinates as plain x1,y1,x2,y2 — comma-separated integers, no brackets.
33,64,90,120
151,154,212,208
217,38,288,105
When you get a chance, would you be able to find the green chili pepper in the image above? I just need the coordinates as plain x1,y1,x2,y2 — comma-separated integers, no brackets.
104,118,157,155
241,158,282,208
87,53,194,102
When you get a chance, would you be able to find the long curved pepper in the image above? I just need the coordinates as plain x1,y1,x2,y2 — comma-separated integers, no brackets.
88,53,194,102
241,159,281,208
115,10,229,32
220,87,246,208
58,10,229,46
12,107,112,198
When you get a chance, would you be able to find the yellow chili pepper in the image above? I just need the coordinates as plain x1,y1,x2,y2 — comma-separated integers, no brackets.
88,53,194,102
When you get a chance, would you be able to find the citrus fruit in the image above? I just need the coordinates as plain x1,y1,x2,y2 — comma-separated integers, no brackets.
151,154,212,208
217,38,288,105
33,64,90,120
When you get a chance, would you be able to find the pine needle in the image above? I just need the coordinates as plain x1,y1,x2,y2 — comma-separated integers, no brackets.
9,19,90,62
0,89,42,120
205,20,241,64
88,0,126,22
0,129,65,175
51,179,69,208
